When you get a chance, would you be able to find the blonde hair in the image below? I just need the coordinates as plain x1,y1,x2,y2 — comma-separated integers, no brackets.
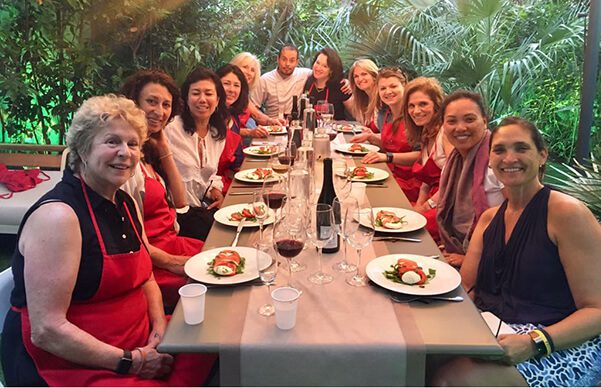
367,68,408,133
348,59,379,125
402,77,444,147
230,52,261,89
66,94,147,171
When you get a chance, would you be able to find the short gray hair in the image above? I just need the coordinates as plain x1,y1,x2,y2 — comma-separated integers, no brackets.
66,94,147,171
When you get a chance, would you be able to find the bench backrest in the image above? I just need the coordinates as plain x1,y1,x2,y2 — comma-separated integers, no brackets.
0,143,67,170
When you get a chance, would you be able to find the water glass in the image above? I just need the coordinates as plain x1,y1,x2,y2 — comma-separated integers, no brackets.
307,203,335,285
253,189,268,242
256,241,278,316
345,206,375,287
332,196,358,273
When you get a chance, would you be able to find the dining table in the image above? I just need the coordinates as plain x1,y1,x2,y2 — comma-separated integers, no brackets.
158,128,503,386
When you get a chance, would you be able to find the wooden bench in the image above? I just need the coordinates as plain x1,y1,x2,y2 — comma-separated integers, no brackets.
0,143,67,170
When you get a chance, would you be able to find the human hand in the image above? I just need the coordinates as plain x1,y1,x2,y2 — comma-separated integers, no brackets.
498,334,537,365
207,189,224,210
133,346,174,379
166,256,187,276
252,127,269,138
340,79,352,95
413,201,430,214
148,130,170,155
350,131,372,144
362,152,386,164
269,117,287,126
443,252,465,268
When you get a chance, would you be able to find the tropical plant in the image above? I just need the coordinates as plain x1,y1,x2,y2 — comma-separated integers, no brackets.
547,159,601,220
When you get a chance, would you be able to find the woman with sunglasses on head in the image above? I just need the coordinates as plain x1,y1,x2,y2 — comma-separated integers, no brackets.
402,77,454,241
432,117,601,387
350,68,421,202
120,69,204,308
436,90,505,268
165,66,241,210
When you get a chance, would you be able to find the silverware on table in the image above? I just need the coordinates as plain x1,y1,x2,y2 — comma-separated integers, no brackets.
389,294,464,304
229,192,254,196
373,236,422,243
231,218,245,247
366,185,388,188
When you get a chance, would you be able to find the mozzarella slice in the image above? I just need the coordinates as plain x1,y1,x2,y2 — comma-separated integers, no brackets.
214,265,236,276
401,271,421,285
383,221,403,229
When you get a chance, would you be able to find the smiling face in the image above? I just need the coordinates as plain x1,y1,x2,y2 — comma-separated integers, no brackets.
277,48,298,77
443,98,487,156
137,82,172,135
352,65,375,92
187,79,219,122
221,72,241,107
490,123,547,187
312,53,331,82
407,90,435,127
238,58,256,86
83,118,141,197
378,76,404,108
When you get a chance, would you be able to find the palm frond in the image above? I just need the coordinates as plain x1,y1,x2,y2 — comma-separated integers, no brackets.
547,159,601,220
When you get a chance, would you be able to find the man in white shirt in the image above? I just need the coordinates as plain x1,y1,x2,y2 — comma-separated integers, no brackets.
250,45,311,119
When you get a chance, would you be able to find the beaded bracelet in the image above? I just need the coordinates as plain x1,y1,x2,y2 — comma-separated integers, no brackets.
133,347,146,374
159,152,173,160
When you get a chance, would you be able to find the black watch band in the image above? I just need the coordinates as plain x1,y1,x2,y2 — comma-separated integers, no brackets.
527,331,547,358
386,152,394,163
115,349,133,374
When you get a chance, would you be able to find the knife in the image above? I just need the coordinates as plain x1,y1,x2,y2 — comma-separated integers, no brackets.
231,218,245,247
229,192,254,196
373,236,422,243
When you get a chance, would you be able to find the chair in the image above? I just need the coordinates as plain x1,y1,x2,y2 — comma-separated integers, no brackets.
60,147,70,172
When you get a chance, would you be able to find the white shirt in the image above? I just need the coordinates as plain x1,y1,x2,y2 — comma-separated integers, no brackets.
165,116,225,207
484,167,505,206
250,67,312,118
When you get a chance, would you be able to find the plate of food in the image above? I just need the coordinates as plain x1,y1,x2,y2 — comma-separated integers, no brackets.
366,207,427,233
184,247,273,285
333,123,359,133
261,125,287,135
366,254,461,296
334,143,380,155
243,145,280,157
214,203,276,227
234,168,280,183
335,166,389,182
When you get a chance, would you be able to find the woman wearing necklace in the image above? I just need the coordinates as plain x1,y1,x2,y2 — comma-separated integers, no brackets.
165,67,240,210
350,68,421,202
303,48,350,120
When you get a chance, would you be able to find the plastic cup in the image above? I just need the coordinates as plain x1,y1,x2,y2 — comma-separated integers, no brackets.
178,283,207,325
271,287,301,330
350,182,367,205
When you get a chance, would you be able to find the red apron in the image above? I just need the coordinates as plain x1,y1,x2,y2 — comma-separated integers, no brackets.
380,118,421,202
411,149,443,242
140,164,203,306
17,178,213,386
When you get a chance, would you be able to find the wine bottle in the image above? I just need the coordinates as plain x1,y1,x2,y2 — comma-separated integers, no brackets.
291,95,299,121
299,94,307,125
289,95,302,149
318,158,340,254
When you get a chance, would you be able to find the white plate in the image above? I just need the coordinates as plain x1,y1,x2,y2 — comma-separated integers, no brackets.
335,166,389,182
214,203,276,227
333,123,359,133
367,207,427,233
366,254,461,296
334,143,380,155
243,145,280,157
261,125,287,135
185,246,273,285
234,168,280,183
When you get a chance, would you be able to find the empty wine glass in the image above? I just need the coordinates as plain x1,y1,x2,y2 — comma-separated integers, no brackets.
345,205,375,287
332,158,352,199
273,211,306,288
307,203,335,285
321,103,335,128
332,196,358,273
252,189,269,242
256,241,278,316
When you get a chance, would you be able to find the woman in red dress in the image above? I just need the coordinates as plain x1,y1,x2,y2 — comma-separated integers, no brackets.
1,95,214,386
350,68,421,202
121,69,204,308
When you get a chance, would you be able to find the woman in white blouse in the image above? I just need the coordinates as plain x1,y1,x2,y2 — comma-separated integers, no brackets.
166,67,241,209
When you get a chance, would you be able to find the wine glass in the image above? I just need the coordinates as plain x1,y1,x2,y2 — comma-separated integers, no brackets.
255,241,278,316
252,189,269,242
262,174,288,219
332,158,352,199
332,196,358,273
269,145,289,175
345,205,375,287
273,211,306,288
306,203,335,285
320,103,335,129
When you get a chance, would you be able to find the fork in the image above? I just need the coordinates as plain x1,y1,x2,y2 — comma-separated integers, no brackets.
389,294,464,304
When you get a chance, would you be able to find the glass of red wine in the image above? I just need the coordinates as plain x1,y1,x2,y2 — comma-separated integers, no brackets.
262,174,288,219
273,210,306,288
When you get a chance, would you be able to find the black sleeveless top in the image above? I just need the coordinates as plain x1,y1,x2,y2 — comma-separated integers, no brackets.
10,168,143,306
475,186,576,325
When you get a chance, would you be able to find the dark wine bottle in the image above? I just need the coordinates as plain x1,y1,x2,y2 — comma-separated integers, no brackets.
291,95,299,121
289,95,302,149
318,158,340,254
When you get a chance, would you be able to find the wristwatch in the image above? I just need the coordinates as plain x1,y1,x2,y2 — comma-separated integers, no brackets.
386,152,394,163
527,330,547,358
115,349,133,374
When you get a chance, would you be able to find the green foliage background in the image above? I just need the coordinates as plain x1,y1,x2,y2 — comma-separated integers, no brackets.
0,0,599,162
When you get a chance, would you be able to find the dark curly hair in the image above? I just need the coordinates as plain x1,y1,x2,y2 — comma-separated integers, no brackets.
216,64,249,117
120,68,182,121
180,66,228,141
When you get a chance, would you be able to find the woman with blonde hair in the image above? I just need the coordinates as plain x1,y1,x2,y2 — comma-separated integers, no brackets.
402,77,453,241
345,58,379,127
350,68,421,201
230,52,283,127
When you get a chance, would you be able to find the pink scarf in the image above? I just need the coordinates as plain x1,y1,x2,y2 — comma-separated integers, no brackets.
436,130,491,254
